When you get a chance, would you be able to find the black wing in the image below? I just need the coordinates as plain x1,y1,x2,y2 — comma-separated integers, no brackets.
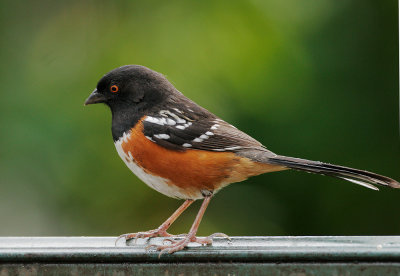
142,107,273,155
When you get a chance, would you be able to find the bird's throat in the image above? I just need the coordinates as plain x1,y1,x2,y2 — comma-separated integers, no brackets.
111,106,143,142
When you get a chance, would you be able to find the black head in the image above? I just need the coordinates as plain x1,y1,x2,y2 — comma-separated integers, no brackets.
85,65,174,110
85,65,177,140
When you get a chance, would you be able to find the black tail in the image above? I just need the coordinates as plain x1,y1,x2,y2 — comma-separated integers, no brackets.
267,156,400,190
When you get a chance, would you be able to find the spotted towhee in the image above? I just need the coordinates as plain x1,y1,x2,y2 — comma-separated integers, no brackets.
85,65,399,254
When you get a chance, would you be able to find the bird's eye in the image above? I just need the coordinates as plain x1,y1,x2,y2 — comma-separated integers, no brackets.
110,85,119,93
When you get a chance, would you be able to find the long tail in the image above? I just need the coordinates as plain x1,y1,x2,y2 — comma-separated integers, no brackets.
267,155,400,190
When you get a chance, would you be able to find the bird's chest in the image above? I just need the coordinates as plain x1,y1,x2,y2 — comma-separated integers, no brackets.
113,128,236,200
114,134,197,199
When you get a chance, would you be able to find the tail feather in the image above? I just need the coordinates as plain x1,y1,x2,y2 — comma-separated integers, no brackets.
267,156,400,190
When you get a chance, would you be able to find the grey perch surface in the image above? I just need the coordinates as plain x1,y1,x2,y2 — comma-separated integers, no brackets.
1,236,400,275
1,236,400,262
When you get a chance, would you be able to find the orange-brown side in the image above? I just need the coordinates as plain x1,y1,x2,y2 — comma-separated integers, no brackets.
121,118,286,195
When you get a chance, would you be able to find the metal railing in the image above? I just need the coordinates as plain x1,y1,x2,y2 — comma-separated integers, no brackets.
1,236,400,274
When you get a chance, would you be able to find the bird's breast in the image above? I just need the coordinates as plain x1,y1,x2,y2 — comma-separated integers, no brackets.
114,118,282,199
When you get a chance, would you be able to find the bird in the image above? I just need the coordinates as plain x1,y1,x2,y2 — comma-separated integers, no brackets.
85,65,400,254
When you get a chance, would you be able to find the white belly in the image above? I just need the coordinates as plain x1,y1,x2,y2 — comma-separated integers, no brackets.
114,133,197,199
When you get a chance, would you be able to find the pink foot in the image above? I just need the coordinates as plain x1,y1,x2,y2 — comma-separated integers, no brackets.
115,229,173,245
148,232,230,256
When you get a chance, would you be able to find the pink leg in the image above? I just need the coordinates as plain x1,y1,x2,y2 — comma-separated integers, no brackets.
152,195,229,256
116,199,194,244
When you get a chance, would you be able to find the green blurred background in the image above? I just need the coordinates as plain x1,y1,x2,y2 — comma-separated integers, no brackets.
0,0,398,237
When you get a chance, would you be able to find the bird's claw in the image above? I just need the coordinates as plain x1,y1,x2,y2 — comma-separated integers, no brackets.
115,229,172,246
154,232,230,257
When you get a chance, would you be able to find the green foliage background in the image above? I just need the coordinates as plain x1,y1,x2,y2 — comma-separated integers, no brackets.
0,0,398,237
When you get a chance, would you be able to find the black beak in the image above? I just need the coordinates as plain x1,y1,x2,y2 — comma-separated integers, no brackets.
84,89,106,105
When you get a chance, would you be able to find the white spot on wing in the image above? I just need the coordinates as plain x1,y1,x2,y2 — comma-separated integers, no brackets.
145,115,179,127
193,138,203,143
145,136,155,142
224,146,242,150
154,134,170,139
211,124,220,130
166,118,176,125
211,146,242,152
205,131,214,136
176,125,185,130
176,118,186,124
182,143,192,147
145,116,163,126
159,118,167,125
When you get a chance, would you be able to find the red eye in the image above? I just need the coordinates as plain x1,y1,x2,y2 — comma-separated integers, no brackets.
110,85,119,93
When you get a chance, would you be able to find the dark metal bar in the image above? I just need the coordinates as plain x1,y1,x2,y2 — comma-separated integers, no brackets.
1,236,400,263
